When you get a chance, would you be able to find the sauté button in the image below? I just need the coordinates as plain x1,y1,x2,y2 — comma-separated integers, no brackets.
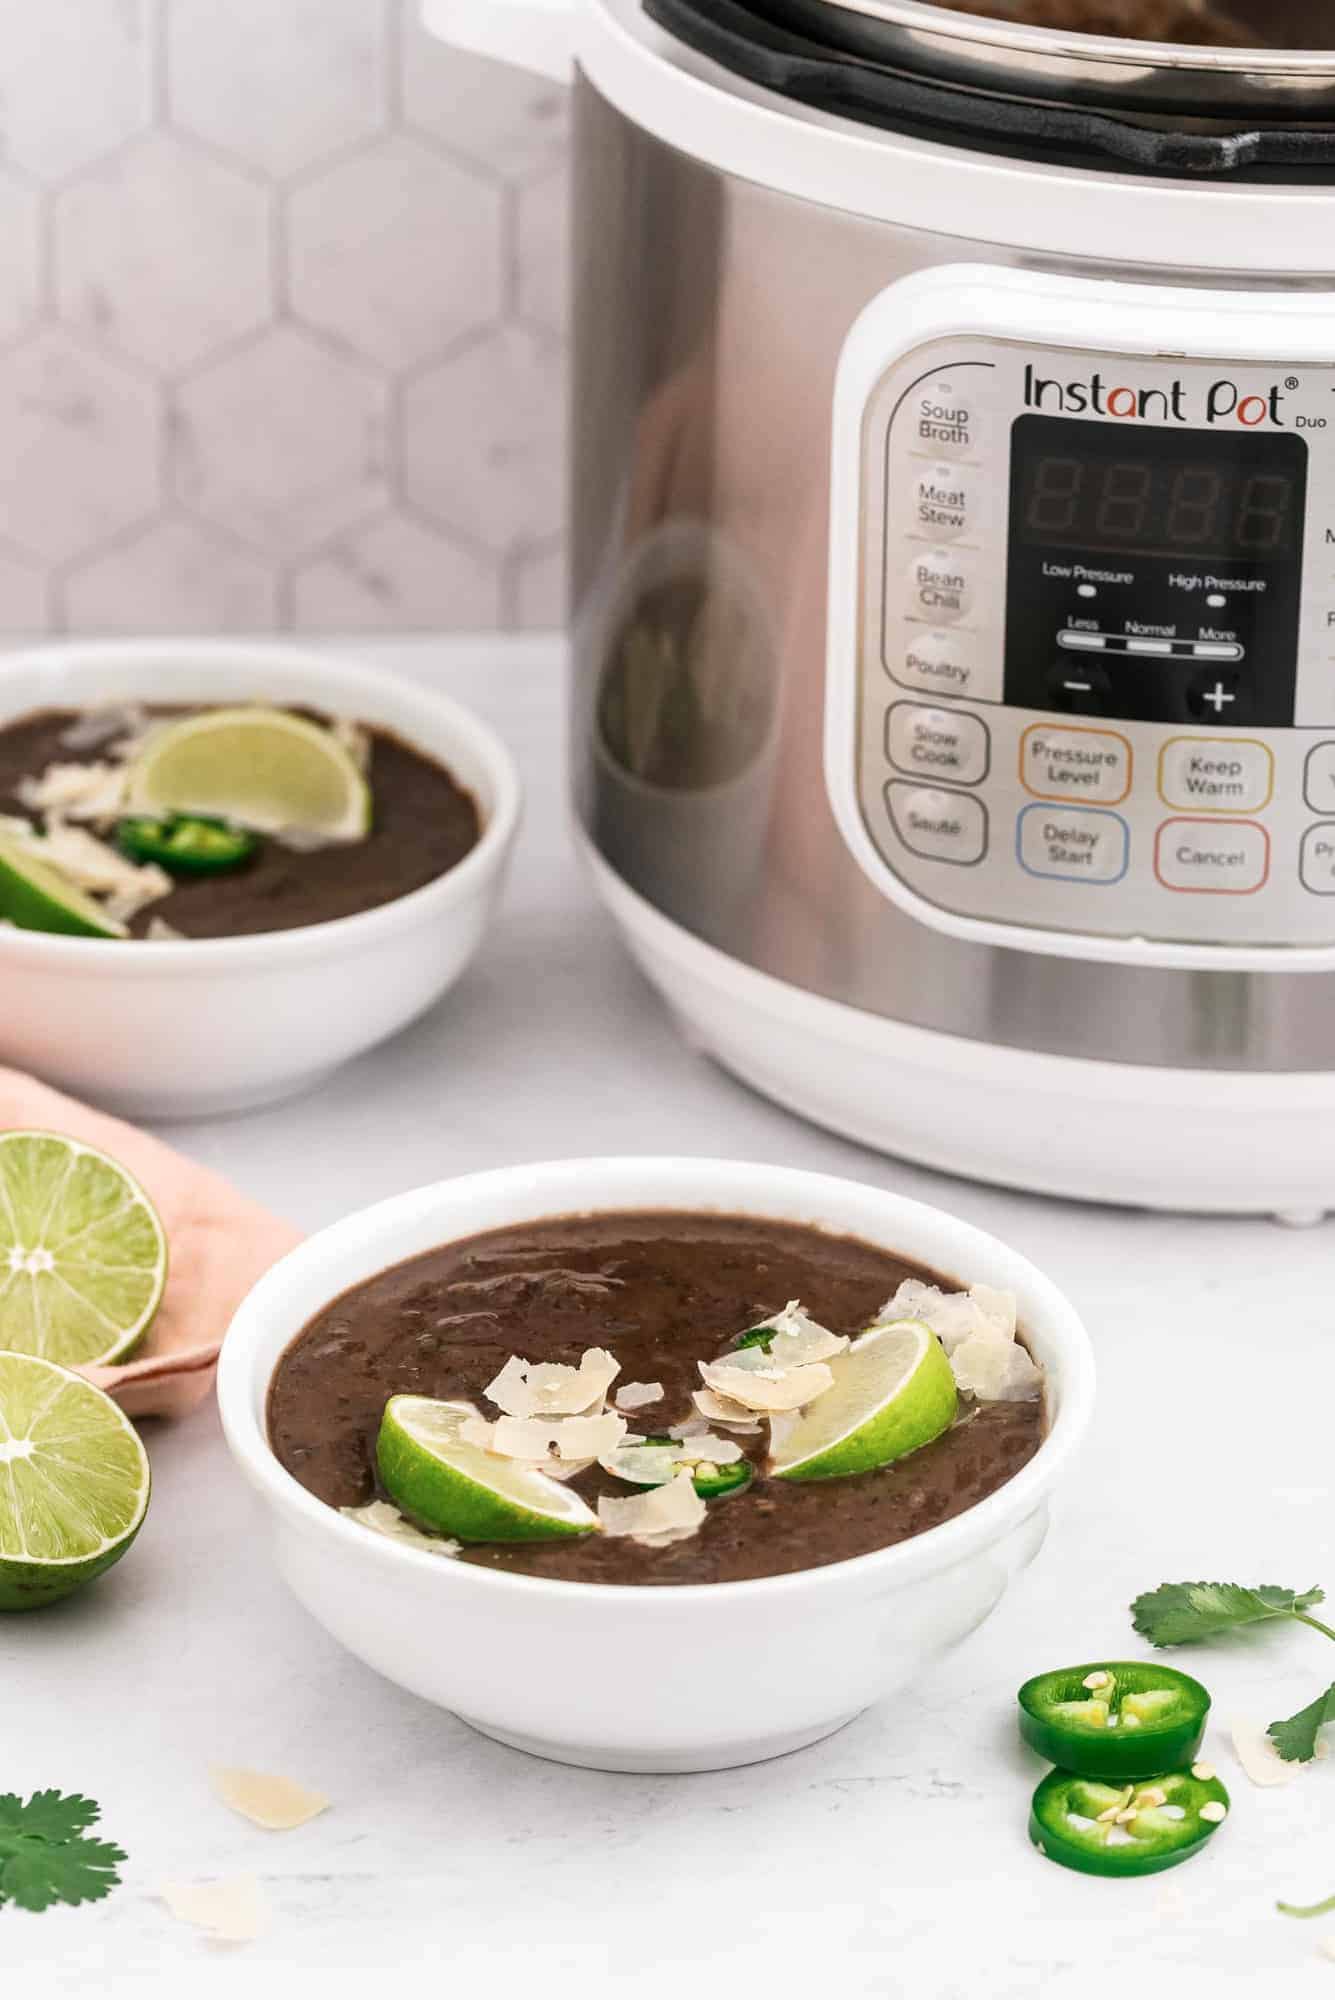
906,548,972,624
911,462,977,542
1300,823,1335,895
1020,725,1131,805
887,704,989,786
886,783,987,865
1154,818,1269,894
1159,737,1273,814
892,625,980,698
1016,804,1129,885
1304,742,1335,815
907,376,988,460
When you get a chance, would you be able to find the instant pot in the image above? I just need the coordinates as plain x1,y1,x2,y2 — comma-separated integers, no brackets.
429,0,1335,1214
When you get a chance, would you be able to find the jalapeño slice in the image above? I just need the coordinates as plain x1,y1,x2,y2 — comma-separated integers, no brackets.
640,1438,754,1501
116,813,259,877
1018,1661,1210,1780
1029,1768,1229,1879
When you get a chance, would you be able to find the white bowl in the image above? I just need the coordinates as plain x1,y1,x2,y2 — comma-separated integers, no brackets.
218,1157,1096,1774
0,641,521,1119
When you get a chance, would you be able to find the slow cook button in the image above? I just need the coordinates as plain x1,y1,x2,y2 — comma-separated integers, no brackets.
907,548,972,624
887,704,990,786
1020,724,1131,805
893,626,979,697
886,783,987,866
1016,805,1129,885
906,375,989,460
1304,742,1335,815
912,462,977,542
1159,736,1273,813
1154,818,1270,895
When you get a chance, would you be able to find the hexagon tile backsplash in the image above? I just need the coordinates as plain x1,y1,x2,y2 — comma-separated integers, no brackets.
0,0,570,637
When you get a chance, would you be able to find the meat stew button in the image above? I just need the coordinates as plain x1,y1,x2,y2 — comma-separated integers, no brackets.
1154,818,1269,894
1017,804,1129,885
887,704,989,785
886,782,987,865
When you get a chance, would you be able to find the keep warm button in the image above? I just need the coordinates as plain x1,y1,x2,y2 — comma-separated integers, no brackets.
1017,804,1129,885
1155,818,1269,896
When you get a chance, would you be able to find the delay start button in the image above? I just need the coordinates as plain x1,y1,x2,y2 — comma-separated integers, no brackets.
887,704,989,785
1154,818,1269,895
1016,804,1129,885
886,782,987,866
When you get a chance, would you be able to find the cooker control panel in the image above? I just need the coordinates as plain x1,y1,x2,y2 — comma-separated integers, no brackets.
828,270,1335,961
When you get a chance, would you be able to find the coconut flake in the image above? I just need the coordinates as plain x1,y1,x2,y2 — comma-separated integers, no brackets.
598,1468,706,1545
331,715,372,772
17,760,127,823
158,1877,267,1943
1229,1714,1304,1788
484,1348,620,1419
210,1767,330,1832
741,1301,850,1368
699,1357,834,1414
59,703,149,754
615,1381,664,1412
465,1410,627,1463
690,1388,763,1432
339,1500,459,1557
877,1279,1016,1355
40,822,171,918
146,916,186,942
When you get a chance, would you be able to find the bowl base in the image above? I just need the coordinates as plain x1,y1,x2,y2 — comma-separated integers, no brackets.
453,1709,864,1774
75,1063,341,1125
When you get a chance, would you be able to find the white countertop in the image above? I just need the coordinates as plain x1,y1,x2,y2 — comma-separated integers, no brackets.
6,636,1334,1996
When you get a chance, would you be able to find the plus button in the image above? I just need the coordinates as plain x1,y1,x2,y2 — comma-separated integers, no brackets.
1202,681,1236,715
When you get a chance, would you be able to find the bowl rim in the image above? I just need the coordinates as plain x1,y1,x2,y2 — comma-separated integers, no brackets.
218,1156,1097,1608
0,638,522,972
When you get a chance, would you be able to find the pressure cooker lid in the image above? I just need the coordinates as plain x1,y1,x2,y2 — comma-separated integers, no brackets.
646,0,1335,175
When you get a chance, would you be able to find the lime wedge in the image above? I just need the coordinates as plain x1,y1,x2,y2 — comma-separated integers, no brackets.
376,1397,599,1544
124,707,371,840
0,1132,168,1367
769,1318,957,1482
0,829,124,939
0,1352,150,1610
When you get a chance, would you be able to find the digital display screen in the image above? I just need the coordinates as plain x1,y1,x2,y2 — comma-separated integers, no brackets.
1011,415,1308,564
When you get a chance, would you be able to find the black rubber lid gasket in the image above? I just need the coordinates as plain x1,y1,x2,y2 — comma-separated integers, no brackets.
643,0,1335,180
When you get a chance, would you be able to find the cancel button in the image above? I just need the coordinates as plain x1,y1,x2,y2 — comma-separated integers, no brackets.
1155,818,1269,895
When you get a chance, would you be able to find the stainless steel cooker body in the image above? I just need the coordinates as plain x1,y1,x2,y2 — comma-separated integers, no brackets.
571,65,1335,1075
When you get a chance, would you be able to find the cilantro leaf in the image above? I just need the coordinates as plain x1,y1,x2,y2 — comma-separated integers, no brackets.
0,1837,126,1913
0,1791,125,1914
0,1792,100,1841
1268,1683,1335,1764
1131,1581,1326,1647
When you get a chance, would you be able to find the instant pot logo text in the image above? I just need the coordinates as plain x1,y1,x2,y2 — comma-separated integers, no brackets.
1022,364,1286,428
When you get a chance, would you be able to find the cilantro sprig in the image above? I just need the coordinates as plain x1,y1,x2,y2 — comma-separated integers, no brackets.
0,1792,125,1913
1131,1580,1335,1763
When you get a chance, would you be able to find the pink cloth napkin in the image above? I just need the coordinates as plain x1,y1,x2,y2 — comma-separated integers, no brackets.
0,1068,301,1418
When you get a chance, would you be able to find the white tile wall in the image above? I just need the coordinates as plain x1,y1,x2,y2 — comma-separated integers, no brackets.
0,0,571,636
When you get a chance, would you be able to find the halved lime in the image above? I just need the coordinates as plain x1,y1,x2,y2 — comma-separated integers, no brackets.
0,1352,150,1610
0,1132,168,1367
0,829,124,939
769,1318,957,1482
124,707,371,841
376,1397,599,1544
